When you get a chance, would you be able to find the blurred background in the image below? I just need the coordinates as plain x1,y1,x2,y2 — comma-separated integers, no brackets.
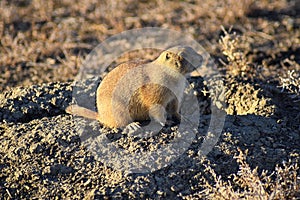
0,0,299,90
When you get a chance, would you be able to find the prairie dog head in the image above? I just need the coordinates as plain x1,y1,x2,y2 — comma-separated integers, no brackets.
155,46,203,74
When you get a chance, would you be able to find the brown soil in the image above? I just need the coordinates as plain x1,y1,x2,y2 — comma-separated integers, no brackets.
0,0,299,199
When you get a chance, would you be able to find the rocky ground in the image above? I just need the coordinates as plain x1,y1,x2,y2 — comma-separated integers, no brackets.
0,0,299,199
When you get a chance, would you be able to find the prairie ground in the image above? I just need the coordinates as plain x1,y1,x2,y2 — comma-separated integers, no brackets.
0,0,299,199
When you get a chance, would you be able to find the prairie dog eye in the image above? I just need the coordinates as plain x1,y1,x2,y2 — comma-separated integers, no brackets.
165,52,171,60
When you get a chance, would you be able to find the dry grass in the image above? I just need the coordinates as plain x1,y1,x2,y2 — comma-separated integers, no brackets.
279,60,300,94
219,26,255,78
0,0,259,91
0,0,295,90
0,0,299,198
194,25,299,199
186,149,299,200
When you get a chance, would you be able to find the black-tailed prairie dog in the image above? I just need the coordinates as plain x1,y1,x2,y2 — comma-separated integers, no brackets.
66,46,202,128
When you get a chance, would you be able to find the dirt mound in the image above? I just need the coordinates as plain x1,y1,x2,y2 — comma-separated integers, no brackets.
0,77,299,198
0,0,299,198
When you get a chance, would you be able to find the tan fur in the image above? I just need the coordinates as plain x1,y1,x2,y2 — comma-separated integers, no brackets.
66,46,202,128
66,105,98,120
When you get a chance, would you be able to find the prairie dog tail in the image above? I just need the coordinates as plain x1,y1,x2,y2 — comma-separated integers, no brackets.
65,105,98,120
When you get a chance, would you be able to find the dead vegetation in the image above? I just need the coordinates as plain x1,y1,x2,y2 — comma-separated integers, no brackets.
186,149,299,200
0,0,299,199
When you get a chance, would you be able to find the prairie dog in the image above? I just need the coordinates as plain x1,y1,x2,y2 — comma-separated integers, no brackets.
66,46,202,128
